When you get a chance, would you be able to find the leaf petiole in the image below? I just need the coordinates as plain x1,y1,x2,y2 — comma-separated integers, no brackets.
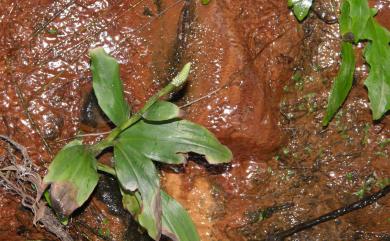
97,163,116,176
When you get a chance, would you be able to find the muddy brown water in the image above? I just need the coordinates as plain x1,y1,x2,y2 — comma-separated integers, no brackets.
0,0,389,240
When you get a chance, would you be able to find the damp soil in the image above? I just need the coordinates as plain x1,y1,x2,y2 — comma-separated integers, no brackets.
0,0,389,240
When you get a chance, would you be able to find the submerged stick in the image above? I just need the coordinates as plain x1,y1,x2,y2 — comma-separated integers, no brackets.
265,185,390,241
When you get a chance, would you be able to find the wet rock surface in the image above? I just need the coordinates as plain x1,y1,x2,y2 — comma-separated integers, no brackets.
0,0,389,240
0,192,56,241
176,0,302,155
162,0,302,239
70,174,154,241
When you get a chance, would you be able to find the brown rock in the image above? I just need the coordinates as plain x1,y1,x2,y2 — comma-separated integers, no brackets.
180,0,302,155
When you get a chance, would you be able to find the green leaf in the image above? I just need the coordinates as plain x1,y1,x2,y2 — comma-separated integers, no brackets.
171,63,191,87
161,191,200,241
118,119,232,164
363,19,390,119
143,101,182,121
323,42,356,126
339,0,372,41
122,189,142,216
122,190,200,241
114,142,161,240
43,189,52,207
89,47,130,126
338,0,390,120
43,140,99,217
288,0,313,21
115,116,231,240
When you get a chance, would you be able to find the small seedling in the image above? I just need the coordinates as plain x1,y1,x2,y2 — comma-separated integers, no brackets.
354,186,366,199
287,169,295,178
246,209,270,224
282,147,290,156
283,85,289,93
361,123,371,146
47,27,58,35
375,151,388,158
377,178,390,189
379,138,390,148
345,172,354,182
354,176,376,198
98,227,110,238
304,146,312,154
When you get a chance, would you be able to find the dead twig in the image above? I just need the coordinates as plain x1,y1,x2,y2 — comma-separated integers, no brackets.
264,185,390,241
179,84,228,108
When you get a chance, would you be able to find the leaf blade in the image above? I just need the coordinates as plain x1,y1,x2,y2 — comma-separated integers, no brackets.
89,47,130,126
43,140,99,217
161,191,200,241
288,0,313,21
336,0,390,120
323,42,356,126
339,0,372,40
363,20,390,119
122,190,200,241
114,142,161,240
143,101,182,121
122,189,142,216
118,119,232,164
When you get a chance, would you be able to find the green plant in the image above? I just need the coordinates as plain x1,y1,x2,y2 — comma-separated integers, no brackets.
41,48,232,241
323,0,390,125
354,175,376,198
323,42,355,125
377,178,390,189
345,172,354,182
288,0,390,125
288,0,313,21
379,138,390,148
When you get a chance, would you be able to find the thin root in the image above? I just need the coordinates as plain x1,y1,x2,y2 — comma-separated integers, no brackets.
0,135,72,241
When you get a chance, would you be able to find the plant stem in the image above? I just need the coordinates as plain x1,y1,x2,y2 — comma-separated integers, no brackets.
92,63,191,154
92,83,174,153
97,163,116,176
